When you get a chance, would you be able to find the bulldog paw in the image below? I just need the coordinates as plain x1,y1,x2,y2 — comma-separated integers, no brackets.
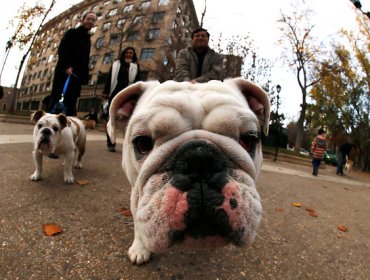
30,172,41,181
74,161,83,169
63,175,75,184
128,242,151,265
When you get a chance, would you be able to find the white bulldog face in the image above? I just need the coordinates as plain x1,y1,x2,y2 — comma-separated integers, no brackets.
108,78,270,259
31,111,68,154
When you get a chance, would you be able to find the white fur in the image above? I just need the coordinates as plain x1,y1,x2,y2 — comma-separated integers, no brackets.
108,78,270,264
30,111,86,184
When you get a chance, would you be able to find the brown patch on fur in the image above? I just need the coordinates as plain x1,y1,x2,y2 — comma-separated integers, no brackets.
57,114,68,130
31,110,45,124
69,118,81,143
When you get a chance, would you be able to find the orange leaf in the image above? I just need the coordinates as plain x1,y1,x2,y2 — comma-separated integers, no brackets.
337,225,348,232
42,223,64,236
117,207,132,217
291,202,301,207
305,207,315,212
275,207,284,212
308,211,318,217
76,179,89,186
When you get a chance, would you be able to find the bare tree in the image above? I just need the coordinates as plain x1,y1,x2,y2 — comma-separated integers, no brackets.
277,0,323,152
7,0,55,113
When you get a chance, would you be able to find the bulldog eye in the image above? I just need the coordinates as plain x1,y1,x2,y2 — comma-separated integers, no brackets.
52,125,59,132
38,124,43,129
133,136,154,154
239,132,260,154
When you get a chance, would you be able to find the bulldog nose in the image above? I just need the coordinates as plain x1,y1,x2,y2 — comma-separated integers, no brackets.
42,128,52,136
170,140,229,192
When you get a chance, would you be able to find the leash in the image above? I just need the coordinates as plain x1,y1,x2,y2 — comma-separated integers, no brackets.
51,73,78,114
57,74,71,104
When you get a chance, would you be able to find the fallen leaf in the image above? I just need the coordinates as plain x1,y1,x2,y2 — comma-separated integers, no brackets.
337,233,342,238
337,225,348,232
308,211,318,217
76,179,89,186
305,207,315,212
291,202,301,207
42,223,64,236
117,208,132,217
275,207,284,212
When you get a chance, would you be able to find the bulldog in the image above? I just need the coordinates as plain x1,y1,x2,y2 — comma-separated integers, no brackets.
107,78,270,265
30,110,86,184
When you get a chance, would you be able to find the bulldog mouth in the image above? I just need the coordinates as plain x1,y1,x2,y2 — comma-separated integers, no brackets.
38,137,51,151
168,205,245,247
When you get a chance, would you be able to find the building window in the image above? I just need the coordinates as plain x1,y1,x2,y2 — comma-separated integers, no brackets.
103,0,110,6
109,34,121,45
92,5,99,12
139,1,151,9
47,54,53,64
117,18,126,28
113,0,123,3
158,0,169,6
103,53,115,64
96,37,105,49
123,4,133,13
108,8,118,17
133,15,144,25
152,12,165,23
146,28,160,40
127,31,139,41
102,22,111,31
140,48,154,60
89,55,98,69
173,20,178,30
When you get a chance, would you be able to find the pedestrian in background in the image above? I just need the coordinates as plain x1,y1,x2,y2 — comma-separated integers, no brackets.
336,142,356,176
102,47,141,152
174,27,224,83
48,12,97,116
310,128,327,176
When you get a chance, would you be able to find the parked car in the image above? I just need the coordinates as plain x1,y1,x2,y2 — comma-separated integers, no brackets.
323,151,337,166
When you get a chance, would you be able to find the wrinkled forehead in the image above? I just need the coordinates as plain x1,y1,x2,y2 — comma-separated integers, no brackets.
138,80,246,109
38,115,60,126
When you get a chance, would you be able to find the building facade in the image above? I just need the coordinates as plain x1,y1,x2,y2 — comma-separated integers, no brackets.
17,0,199,115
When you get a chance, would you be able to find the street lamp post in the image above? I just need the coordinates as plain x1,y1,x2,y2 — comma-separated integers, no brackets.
274,84,281,162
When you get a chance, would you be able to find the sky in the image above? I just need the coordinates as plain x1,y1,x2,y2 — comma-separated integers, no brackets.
0,0,369,122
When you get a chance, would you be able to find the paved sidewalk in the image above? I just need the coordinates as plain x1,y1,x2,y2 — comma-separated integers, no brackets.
1,122,369,279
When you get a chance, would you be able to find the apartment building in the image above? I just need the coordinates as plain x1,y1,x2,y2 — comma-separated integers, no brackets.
17,0,198,114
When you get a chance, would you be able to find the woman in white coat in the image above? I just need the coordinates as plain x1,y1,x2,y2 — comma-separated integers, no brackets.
102,47,141,152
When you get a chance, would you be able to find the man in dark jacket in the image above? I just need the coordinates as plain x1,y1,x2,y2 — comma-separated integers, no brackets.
336,142,356,176
174,28,224,83
48,12,97,116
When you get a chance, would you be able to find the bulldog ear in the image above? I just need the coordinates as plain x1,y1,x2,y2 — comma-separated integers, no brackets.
107,81,160,144
31,110,45,124
57,114,68,130
226,78,271,136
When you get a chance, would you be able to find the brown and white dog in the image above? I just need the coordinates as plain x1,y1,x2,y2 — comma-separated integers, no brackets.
107,78,270,265
30,110,86,184
344,159,353,177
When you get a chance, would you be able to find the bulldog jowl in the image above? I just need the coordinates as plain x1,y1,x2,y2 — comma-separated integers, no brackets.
133,137,262,257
